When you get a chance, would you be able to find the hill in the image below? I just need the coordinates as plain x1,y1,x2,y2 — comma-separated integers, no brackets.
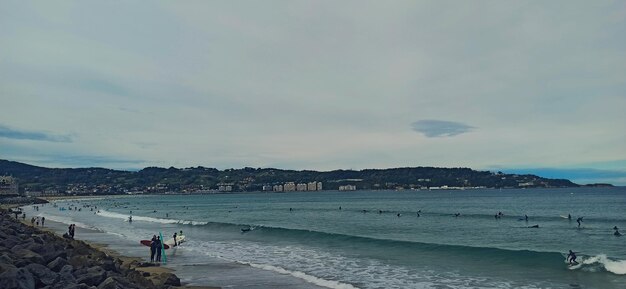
0,159,579,195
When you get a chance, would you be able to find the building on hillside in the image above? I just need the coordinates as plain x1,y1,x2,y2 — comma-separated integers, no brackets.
0,176,19,196
316,182,323,191
338,185,356,191
273,184,284,192
296,183,307,191
283,182,296,192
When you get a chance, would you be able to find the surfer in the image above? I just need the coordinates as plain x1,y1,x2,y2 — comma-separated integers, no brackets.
576,217,583,228
150,235,157,262
567,250,578,265
454,213,460,217
128,216,132,223
524,215,528,221
528,224,539,228
568,214,571,220
614,226,622,236
41,217,45,227
172,232,178,247
155,236,162,262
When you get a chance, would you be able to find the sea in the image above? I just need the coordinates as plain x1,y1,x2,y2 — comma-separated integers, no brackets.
22,187,626,289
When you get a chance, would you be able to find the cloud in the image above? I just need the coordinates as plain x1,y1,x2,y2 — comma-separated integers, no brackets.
0,125,72,142
411,120,474,137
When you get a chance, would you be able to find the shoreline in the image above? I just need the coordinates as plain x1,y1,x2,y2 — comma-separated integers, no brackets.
0,206,221,289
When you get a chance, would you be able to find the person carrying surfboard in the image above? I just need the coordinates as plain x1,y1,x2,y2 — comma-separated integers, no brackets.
172,232,178,247
155,236,162,262
150,235,157,262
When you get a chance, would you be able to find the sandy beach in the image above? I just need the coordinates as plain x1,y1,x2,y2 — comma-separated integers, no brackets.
0,204,221,289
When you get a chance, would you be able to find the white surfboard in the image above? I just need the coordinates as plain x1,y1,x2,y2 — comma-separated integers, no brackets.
164,235,186,247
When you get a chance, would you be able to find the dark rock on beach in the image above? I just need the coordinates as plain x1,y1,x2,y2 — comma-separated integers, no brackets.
0,208,197,289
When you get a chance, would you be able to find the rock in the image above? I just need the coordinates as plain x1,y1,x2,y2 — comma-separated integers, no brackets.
97,276,139,289
25,263,59,286
12,249,45,266
59,264,76,283
100,258,116,272
0,253,14,265
0,268,36,289
153,272,181,287
48,256,70,272
75,266,106,286
126,270,156,289
0,262,18,274
69,255,94,269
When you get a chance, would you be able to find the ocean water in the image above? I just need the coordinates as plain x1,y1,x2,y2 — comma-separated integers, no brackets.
23,187,626,289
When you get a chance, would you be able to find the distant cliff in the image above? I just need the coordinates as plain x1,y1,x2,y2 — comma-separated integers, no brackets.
0,159,579,195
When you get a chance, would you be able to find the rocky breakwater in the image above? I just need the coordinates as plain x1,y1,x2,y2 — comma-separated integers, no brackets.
0,210,184,289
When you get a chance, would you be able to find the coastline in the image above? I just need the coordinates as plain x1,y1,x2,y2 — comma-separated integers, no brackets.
0,206,221,289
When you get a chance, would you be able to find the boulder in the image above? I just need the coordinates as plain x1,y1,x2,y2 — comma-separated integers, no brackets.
12,249,45,266
0,253,14,265
42,250,68,264
152,272,181,287
97,276,139,289
0,267,36,289
69,255,94,269
25,263,59,286
48,256,70,272
75,266,106,286
59,264,76,283
0,262,18,274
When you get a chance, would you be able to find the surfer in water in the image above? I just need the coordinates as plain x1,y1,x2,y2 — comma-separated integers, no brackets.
614,226,622,236
576,217,583,228
172,232,178,247
567,250,578,265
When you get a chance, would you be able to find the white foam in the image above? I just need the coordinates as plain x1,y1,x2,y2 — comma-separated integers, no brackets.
96,209,208,225
36,213,93,230
238,261,360,289
581,254,626,275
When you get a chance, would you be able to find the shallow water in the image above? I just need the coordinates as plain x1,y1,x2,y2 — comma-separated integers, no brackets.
24,187,626,289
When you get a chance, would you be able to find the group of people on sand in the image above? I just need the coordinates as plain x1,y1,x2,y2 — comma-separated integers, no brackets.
63,224,76,239
30,216,45,227
149,231,183,263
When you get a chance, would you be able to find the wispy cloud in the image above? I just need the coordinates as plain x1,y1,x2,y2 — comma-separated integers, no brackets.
411,120,474,137
0,125,72,142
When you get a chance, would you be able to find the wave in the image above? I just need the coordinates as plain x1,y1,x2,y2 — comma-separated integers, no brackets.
92,210,626,276
96,209,208,225
573,254,626,275
36,213,95,231
238,261,360,289
194,221,626,275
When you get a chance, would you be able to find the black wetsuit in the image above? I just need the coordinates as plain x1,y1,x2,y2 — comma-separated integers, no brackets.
150,237,157,262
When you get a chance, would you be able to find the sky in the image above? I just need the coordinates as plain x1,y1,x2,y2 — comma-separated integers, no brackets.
1,1,625,185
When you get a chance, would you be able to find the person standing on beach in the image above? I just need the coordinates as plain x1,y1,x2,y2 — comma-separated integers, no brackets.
173,232,178,247
150,235,157,262
155,236,162,262
41,217,45,227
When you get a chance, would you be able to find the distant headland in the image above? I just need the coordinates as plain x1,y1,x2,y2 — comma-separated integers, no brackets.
0,159,601,196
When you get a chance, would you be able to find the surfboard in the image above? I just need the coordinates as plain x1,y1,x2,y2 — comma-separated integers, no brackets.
140,240,170,249
164,235,186,247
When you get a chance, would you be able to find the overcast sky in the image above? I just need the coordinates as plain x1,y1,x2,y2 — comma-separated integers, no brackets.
1,1,625,184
